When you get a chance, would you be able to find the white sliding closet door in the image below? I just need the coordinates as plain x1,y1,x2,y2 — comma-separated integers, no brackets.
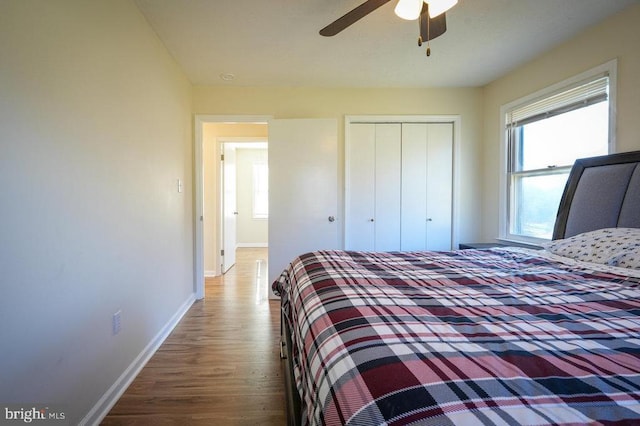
401,123,429,251
425,123,453,250
345,123,401,251
346,120,454,252
374,124,402,251
346,124,375,251
401,123,453,251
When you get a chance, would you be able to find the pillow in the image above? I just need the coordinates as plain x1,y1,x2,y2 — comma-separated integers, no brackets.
609,250,640,269
543,228,640,269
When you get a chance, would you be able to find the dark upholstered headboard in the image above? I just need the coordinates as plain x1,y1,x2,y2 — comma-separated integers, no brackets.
552,150,640,240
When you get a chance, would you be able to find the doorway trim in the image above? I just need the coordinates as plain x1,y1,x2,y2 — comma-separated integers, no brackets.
194,115,272,299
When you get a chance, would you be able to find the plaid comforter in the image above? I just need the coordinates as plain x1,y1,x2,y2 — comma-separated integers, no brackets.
273,249,640,426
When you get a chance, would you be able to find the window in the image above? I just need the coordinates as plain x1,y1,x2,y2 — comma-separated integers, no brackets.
252,163,268,219
502,64,614,244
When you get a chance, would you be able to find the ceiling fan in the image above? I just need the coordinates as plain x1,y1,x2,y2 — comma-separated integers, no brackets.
320,0,457,56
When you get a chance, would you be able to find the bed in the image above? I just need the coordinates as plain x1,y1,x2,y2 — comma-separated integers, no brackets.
273,150,640,426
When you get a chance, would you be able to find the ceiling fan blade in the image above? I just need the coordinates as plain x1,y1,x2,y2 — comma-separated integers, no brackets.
419,3,447,41
320,0,393,36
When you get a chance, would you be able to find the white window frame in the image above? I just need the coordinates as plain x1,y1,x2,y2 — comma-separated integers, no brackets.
498,60,617,246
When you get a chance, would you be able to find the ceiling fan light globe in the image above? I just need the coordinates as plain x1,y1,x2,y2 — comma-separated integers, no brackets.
427,0,458,18
394,0,423,20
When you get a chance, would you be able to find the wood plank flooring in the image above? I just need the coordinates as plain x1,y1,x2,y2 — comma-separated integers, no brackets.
102,248,286,425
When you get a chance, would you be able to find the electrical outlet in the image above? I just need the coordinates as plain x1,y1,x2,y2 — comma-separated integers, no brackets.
112,310,122,335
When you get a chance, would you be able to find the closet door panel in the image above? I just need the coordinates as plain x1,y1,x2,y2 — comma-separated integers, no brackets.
401,123,428,251
374,123,402,251
346,120,453,253
346,123,375,250
426,123,453,250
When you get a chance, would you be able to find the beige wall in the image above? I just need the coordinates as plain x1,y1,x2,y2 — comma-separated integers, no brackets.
4,1,637,422
203,123,268,274
0,1,193,423
481,3,640,241
194,87,485,246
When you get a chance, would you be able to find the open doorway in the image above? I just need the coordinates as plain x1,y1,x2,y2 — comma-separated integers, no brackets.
220,141,268,274
194,115,272,299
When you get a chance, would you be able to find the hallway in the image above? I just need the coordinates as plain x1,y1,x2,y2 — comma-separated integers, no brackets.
103,248,285,425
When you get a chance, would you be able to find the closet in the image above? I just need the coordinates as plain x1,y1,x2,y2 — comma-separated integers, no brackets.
345,121,453,251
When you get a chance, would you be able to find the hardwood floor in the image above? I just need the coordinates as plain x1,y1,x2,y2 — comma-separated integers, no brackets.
102,248,286,425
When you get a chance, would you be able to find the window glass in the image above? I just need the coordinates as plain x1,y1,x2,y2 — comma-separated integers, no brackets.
516,102,609,171
511,172,570,239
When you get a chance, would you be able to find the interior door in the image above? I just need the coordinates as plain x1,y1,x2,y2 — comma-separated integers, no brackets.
222,143,237,273
268,118,339,290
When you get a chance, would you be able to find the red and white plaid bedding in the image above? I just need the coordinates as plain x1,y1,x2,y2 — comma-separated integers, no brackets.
273,249,640,426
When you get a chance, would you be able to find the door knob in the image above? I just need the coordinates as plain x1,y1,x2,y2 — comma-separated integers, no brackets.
328,216,335,222
369,218,375,222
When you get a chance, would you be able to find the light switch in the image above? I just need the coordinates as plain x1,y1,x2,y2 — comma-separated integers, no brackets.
177,178,183,193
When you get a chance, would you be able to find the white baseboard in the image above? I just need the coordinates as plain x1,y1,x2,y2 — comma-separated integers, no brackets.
236,243,268,248
80,293,196,425
204,270,217,277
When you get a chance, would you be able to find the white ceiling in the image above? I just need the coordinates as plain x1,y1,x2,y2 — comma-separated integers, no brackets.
134,0,637,88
